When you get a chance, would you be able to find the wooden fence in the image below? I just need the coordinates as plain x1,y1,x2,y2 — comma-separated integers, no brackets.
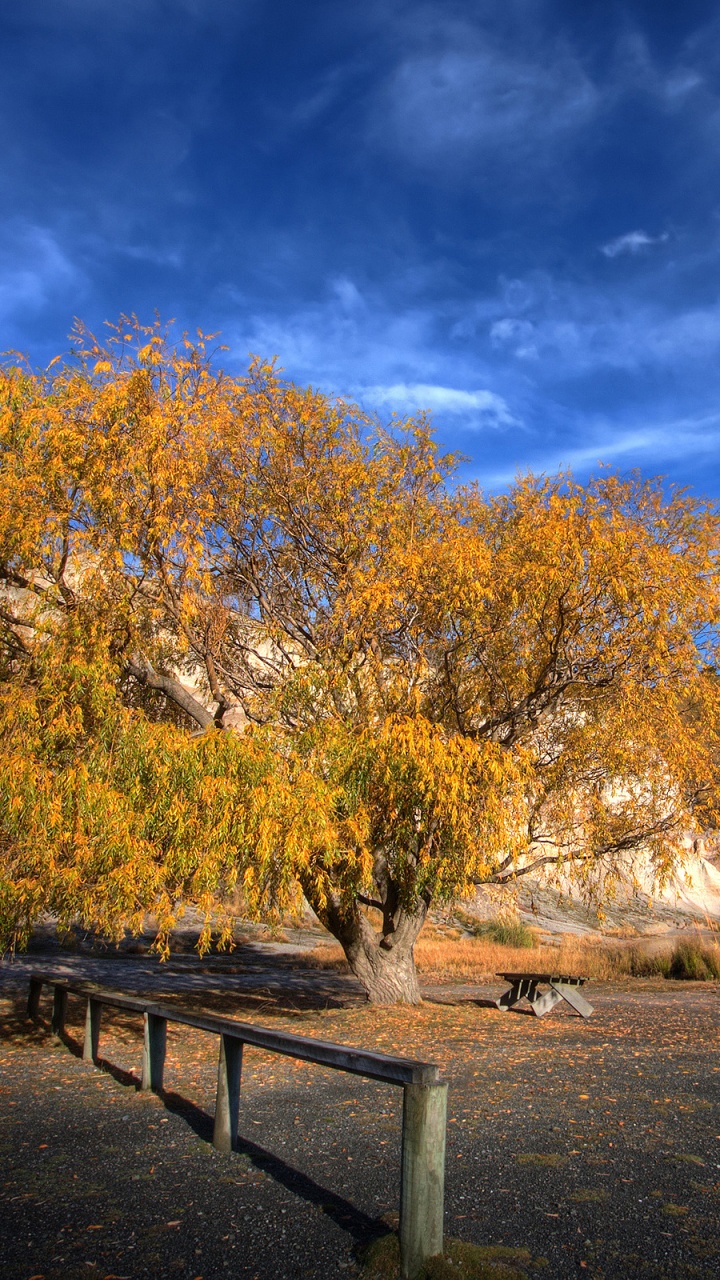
28,974,447,1279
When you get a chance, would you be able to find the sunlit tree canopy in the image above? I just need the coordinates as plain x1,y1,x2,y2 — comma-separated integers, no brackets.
2,317,719,1001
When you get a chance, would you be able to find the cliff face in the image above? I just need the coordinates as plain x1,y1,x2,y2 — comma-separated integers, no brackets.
467,839,720,942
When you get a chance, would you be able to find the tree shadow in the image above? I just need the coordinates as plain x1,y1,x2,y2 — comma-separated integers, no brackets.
16,943,368,1015
423,992,540,1015
422,994,499,1011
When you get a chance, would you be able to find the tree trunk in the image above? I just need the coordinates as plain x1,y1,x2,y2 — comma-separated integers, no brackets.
343,924,424,1004
299,874,427,1005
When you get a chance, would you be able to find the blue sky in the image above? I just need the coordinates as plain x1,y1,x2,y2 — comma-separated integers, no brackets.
3,0,720,495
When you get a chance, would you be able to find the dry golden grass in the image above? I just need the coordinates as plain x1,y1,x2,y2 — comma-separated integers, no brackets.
303,935,610,978
415,934,614,979
302,933,720,981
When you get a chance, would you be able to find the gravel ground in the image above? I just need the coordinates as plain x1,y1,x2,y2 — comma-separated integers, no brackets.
1,948,719,1280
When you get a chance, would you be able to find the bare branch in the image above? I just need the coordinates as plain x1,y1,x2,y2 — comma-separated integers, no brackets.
478,853,563,884
125,656,215,730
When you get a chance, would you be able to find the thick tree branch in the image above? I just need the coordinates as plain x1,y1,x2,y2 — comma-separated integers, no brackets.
477,853,564,885
125,657,215,729
357,893,384,911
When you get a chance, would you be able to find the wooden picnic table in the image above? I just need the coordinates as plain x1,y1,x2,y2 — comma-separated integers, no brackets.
495,972,593,1018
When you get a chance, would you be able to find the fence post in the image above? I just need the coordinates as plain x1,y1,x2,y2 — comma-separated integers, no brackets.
51,986,67,1038
213,1035,243,1154
27,976,43,1019
399,1082,447,1279
141,1013,167,1092
83,997,102,1063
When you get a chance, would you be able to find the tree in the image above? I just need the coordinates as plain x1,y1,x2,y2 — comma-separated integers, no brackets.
1,317,719,1001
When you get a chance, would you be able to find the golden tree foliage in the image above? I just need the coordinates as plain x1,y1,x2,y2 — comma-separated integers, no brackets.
1,317,719,1001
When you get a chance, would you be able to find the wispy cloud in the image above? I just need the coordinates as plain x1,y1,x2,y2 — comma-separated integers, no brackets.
479,413,720,491
232,290,435,388
0,221,86,328
372,31,599,184
558,416,720,473
120,242,184,269
224,280,522,436
361,382,519,428
481,264,720,374
490,318,538,359
3,2,720,502
601,230,669,258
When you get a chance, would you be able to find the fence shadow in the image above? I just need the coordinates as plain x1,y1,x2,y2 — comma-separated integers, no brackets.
34,1015,387,1248
156,1088,387,1246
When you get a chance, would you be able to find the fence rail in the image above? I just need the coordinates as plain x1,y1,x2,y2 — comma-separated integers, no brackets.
27,973,447,1278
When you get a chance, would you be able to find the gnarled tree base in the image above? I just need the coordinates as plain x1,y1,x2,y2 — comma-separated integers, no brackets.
302,877,427,1005
346,936,423,1005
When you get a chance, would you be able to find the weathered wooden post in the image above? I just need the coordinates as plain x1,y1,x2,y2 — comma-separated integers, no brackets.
25,971,446,1271
399,1081,447,1279
27,976,43,1019
213,1034,243,1154
141,1012,167,1092
83,997,101,1063
51,985,67,1038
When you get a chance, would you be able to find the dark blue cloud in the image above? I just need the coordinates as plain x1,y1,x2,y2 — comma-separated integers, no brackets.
2,0,720,495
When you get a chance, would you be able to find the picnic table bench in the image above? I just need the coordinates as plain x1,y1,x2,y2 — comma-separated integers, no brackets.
495,972,593,1018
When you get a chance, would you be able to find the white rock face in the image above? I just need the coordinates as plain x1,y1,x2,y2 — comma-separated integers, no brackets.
466,840,720,941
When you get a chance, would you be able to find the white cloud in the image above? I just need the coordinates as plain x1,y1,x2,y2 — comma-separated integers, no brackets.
230,294,522,431
332,276,364,311
663,70,704,100
362,382,519,428
225,249,720,472
235,300,435,387
285,66,349,129
490,317,538,359
601,230,669,258
560,417,720,470
367,11,720,196
121,243,183,268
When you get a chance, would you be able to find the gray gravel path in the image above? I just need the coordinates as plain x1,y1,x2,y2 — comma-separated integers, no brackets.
1,948,719,1280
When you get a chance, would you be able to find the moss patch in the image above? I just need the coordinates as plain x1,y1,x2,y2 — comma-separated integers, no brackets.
360,1234,546,1280
569,1187,609,1203
515,1152,567,1168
